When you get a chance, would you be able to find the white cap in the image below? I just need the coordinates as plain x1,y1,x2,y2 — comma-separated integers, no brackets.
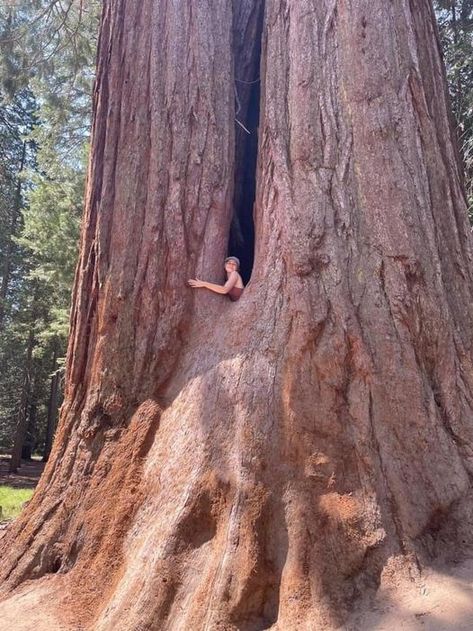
225,256,240,269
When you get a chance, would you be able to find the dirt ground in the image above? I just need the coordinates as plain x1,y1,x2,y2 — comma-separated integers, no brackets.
344,558,473,631
1,556,473,630
1,457,472,629
0,456,45,489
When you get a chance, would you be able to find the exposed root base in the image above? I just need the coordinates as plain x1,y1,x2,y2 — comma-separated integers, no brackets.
3,554,473,631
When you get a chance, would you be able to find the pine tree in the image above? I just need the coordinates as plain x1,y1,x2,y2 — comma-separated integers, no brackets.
0,1,99,460
436,1,473,213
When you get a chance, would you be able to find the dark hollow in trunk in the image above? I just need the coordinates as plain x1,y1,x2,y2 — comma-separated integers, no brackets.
229,1,265,283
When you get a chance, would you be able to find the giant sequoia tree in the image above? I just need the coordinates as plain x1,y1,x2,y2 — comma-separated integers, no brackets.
1,1,473,629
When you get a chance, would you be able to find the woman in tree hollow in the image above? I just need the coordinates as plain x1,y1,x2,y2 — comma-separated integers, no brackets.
188,256,245,301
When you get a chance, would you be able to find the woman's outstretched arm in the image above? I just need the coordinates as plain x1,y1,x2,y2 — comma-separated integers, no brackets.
188,272,238,295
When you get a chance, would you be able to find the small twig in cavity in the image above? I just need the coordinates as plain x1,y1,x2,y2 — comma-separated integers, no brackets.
234,84,242,116
235,77,261,84
235,119,251,134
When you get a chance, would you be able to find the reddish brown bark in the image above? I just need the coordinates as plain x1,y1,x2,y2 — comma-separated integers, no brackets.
1,1,473,630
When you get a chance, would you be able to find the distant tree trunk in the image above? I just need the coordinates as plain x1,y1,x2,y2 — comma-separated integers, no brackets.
2,2,473,630
23,369,43,459
9,294,36,473
0,141,26,328
450,2,463,119
43,346,60,463
21,397,36,460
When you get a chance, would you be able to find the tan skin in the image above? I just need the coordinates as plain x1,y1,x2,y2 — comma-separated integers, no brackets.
188,260,244,295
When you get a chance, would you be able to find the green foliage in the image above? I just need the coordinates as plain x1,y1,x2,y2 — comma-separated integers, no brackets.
0,2,100,93
0,1,100,455
19,165,83,341
435,1,473,216
0,91,37,314
0,89,37,452
0,486,34,520
0,331,25,451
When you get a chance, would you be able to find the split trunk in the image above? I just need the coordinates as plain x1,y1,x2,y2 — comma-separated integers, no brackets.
2,1,473,630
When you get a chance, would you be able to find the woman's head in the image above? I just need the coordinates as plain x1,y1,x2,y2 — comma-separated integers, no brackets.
225,256,240,272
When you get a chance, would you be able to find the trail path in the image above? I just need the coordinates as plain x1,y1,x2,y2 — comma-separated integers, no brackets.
345,558,473,630
0,456,45,488
0,581,74,631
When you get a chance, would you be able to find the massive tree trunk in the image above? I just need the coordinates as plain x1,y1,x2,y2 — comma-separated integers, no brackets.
2,1,473,629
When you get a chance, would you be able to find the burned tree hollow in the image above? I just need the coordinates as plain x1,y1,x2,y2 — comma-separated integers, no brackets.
229,1,265,284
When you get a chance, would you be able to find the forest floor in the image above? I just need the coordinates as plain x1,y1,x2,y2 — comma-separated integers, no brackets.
1,556,473,630
0,457,43,531
0,456,472,629
345,557,473,630
0,456,44,488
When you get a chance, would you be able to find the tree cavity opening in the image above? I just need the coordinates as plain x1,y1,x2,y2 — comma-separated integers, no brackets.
229,1,265,284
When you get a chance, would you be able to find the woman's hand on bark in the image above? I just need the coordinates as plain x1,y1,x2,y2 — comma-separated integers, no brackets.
188,278,205,288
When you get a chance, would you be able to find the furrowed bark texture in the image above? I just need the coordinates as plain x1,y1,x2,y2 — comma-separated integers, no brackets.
2,1,473,630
